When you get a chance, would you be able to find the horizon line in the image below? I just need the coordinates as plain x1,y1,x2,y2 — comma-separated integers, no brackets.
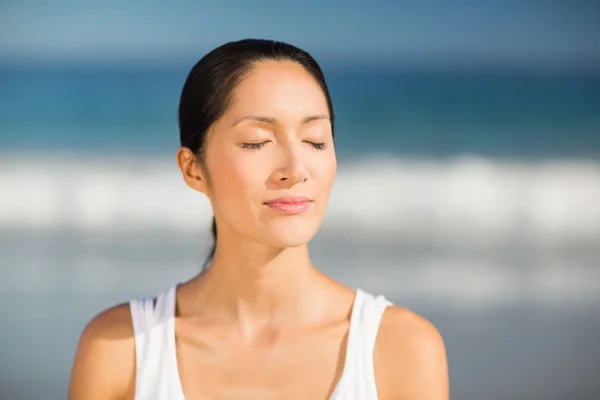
2,53,599,75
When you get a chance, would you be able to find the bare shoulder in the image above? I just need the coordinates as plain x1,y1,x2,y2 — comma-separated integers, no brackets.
68,302,136,400
374,305,449,400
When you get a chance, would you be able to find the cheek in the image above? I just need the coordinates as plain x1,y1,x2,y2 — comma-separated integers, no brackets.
314,153,337,193
208,152,264,212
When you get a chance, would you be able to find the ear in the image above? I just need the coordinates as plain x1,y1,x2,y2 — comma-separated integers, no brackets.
176,147,209,195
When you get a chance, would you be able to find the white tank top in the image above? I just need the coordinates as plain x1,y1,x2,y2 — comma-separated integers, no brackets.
130,285,392,399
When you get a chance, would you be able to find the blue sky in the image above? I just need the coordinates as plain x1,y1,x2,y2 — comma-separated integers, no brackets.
1,1,599,68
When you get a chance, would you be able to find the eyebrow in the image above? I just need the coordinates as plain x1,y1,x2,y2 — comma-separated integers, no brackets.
231,114,330,127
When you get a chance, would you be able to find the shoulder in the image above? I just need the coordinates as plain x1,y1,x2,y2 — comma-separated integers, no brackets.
373,305,449,400
68,302,137,400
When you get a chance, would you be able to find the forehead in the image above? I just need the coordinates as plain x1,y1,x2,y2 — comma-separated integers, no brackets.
227,60,329,120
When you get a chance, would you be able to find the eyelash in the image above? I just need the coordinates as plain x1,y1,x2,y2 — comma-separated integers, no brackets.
311,142,327,150
241,142,267,150
241,142,327,151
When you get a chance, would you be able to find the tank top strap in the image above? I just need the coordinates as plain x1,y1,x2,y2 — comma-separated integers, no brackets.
356,289,392,354
356,289,392,398
338,288,368,375
330,289,392,400
130,285,179,399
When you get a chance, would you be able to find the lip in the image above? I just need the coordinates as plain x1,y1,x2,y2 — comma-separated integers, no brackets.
264,196,313,204
263,196,314,214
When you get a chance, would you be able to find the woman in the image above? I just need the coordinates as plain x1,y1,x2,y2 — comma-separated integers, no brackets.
69,39,448,399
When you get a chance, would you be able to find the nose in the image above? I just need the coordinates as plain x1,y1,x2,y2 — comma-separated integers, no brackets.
271,146,308,188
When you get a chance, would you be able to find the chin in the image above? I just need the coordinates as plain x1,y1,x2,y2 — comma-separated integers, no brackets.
262,219,321,248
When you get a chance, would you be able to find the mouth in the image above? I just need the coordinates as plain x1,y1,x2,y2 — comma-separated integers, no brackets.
263,196,314,214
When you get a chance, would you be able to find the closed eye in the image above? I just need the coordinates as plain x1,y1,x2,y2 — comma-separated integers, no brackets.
241,142,269,150
306,141,327,150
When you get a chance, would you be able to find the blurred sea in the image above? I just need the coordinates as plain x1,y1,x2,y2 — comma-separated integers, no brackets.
1,64,599,399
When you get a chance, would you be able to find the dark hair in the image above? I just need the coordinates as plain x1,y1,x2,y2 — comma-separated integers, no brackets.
178,39,335,269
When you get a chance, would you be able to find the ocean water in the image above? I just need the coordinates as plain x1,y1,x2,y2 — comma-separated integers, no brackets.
1,65,599,158
1,64,599,399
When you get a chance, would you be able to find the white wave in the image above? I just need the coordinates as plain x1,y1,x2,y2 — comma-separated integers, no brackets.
1,153,599,246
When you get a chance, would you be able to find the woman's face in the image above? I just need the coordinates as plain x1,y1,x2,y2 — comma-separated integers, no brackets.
198,60,336,248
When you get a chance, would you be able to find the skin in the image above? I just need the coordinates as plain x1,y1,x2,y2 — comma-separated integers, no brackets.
68,60,449,399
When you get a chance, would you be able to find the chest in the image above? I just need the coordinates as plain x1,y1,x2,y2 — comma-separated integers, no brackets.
173,322,349,400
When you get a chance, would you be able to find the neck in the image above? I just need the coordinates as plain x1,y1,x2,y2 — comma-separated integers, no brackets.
192,234,328,332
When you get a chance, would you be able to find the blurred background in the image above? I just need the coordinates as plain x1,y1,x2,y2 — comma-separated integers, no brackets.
1,1,599,399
